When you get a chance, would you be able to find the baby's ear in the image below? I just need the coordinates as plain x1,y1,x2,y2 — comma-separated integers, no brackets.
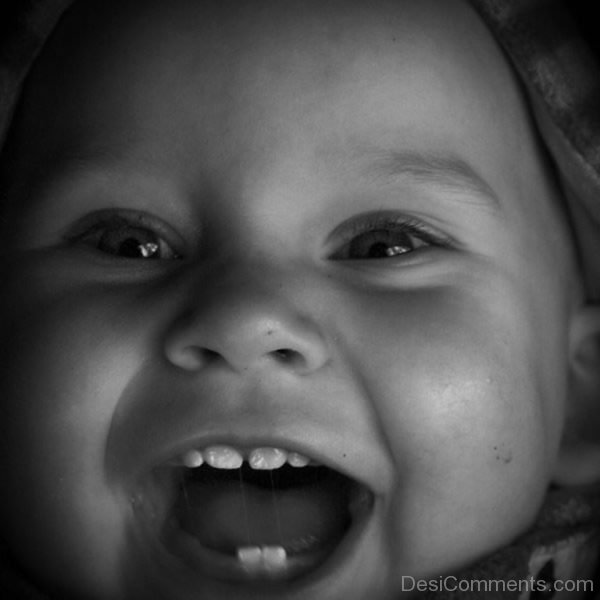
553,304,600,486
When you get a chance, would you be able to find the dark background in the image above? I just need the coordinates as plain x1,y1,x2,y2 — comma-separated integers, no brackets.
569,0,600,59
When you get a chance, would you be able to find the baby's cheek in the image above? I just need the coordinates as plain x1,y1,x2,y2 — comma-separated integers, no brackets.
369,334,549,577
0,272,149,596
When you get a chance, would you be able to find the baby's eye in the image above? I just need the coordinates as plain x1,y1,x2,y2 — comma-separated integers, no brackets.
330,214,448,261
66,211,182,260
95,225,178,259
339,228,425,259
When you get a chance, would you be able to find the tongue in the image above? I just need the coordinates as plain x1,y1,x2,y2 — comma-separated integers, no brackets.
176,477,350,554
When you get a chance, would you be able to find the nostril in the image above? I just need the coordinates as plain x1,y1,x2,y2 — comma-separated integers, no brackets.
272,348,301,364
268,341,329,373
171,347,223,371
201,348,221,363
165,313,329,373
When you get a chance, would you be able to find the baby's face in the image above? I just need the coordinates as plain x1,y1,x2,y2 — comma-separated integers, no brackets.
0,0,580,598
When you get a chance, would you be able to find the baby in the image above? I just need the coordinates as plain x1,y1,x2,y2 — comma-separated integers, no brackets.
0,0,599,598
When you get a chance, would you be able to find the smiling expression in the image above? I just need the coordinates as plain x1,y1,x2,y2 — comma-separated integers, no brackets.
0,0,581,598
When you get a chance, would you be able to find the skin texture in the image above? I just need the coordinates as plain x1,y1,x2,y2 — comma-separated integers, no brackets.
0,0,586,598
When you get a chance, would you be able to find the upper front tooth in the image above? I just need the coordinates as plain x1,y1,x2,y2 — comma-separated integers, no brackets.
287,452,310,467
182,449,204,468
249,447,287,470
204,445,244,469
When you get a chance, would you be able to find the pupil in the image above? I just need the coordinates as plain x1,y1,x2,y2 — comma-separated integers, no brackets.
368,242,392,258
119,238,148,258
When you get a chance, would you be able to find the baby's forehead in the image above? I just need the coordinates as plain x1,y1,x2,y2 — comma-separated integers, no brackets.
4,0,570,248
33,0,503,87
18,0,526,169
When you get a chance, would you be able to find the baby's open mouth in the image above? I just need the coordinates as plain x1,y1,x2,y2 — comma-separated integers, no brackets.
140,444,374,586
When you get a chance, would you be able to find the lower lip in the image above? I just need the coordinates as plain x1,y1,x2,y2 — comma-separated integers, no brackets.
151,486,375,593
162,518,334,583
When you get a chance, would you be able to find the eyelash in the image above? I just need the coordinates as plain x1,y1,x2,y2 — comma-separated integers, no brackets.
64,210,449,264
65,211,182,260
330,214,452,260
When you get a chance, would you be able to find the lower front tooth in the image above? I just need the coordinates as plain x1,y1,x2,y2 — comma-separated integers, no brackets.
237,546,262,570
204,445,244,469
262,546,287,571
237,546,288,574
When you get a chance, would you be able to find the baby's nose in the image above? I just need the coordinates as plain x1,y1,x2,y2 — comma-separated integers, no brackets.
162,270,329,375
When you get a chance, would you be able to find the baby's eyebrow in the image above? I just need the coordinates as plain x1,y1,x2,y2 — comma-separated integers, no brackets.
363,149,501,211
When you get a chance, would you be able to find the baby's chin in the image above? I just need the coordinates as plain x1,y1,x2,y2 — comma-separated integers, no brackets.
108,444,387,600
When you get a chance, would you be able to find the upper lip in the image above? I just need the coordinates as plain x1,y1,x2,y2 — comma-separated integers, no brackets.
106,381,392,497
154,426,388,496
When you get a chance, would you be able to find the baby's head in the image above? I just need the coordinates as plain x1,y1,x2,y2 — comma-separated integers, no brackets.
0,0,599,598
